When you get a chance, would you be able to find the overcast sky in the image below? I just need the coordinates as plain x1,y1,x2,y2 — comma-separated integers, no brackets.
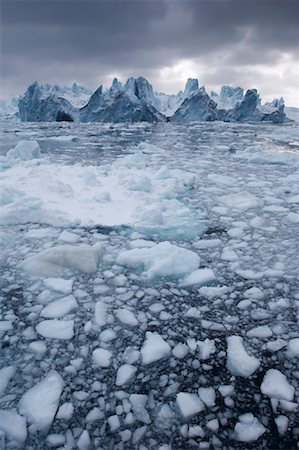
1,0,299,106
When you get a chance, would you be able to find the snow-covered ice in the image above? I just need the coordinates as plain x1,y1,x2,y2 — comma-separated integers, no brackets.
18,371,64,432
226,336,260,377
141,332,171,364
36,319,74,339
260,369,295,401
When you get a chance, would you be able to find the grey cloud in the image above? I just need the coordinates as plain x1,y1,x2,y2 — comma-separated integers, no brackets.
1,0,299,105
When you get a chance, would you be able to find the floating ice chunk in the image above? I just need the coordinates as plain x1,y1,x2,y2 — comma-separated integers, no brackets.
129,239,156,249
207,418,219,431
18,370,64,432
92,348,112,367
287,212,299,223
117,242,200,279
193,239,221,249
19,244,104,277
77,430,91,450
99,328,116,342
95,301,108,327
58,230,80,243
247,325,273,339
6,140,41,160
221,191,263,210
141,332,171,365
266,339,287,353
0,321,13,332
36,319,74,339
29,340,47,356
46,434,65,447
226,336,260,377
286,338,299,358
197,339,216,360
221,247,239,261
0,366,16,396
115,308,138,327
40,295,78,318
208,173,236,186
56,402,74,420
275,415,289,435
129,394,151,424
198,387,216,407
108,415,120,431
116,364,137,386
234,413,266,442
43,278,73,294
261,369,294,401
172,343,189,359
0,409,27,443
244,287,264,300
180,268,216,287
176,393,204,420
198,286,229,298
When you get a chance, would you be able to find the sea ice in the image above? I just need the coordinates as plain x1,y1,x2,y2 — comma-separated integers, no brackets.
141,332,171,365
43,278,73,294
0,366,16,396
176,393,204,420
115,308,139,327
226,336,260,377
116,364,137,386
117,242,200,279
19,244,104,277
92,348,112,367
94,301,108,327
18,371,64,432
286,338,299,358
234,413,266,442
260,369,294,401
180,268,216,287
40,295,78,318
0,409,27,443
6,140,41,161
36,319,74,339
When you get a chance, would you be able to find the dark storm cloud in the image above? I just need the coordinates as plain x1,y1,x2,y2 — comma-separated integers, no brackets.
1,0,299,104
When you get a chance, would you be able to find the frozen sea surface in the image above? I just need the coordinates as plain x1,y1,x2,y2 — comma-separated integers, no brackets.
0,119,299,449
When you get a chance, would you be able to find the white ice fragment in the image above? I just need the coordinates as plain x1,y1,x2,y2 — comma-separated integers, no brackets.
0,409,27,443
28,340,47,356
92,348,112,367
197,339,216,360
275,415,289,435
206,418,219,432
43,278,73,294
58,230,80,243
99,328,116,342
40,295,78,318
56,402,74,420
244,287,264,300
115,308,138,327
46,434,65,447
129,239,156,248
198,286,228,298
85,407,103,423
234,413,266,442
0,321,13,332
129,394,151,424
141,332,171,365
0,366,16,396
36,320,74,339
176,393,204,420
172,343,189,359
198,387,216,407
116,364,137,386
221,247,239,261
226,336,260,377
247,325,273,339
221,191,263,210
261,369,294,401
193,239,221,249
286,338,299,358
117,242,200,279
7,140,41,160
18,370,64,432
180,268,216,287
94,301,108,327
77,430,91,450
19,244,104,277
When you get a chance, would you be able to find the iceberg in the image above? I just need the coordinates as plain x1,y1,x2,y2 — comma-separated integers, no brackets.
18,82,78,122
